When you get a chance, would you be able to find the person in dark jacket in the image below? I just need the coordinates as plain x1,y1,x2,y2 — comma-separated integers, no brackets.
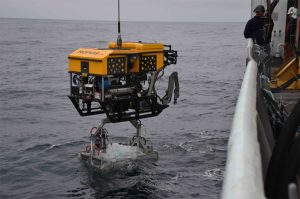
244,1,279,55
244,5,270,53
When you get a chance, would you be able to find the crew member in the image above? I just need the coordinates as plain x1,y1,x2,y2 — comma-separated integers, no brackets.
244,5,270,53
286,7,298,45
244,1,279,54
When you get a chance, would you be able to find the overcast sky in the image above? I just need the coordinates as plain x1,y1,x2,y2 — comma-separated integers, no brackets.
0,0,250,22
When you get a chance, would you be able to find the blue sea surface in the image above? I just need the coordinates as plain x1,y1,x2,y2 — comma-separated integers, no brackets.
0,18,246,198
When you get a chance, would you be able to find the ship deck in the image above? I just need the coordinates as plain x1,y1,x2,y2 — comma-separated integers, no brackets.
269,57,300,113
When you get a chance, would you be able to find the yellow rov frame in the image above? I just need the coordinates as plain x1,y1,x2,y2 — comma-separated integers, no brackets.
68,42,166,76
67,41,178,123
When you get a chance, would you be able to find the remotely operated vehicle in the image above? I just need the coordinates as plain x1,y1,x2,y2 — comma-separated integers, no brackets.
67,1,179,168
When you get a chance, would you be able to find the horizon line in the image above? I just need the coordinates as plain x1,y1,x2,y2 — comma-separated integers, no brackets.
0,16,247,23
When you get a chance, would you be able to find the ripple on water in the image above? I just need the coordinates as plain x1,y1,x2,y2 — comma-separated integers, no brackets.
0,19,244,199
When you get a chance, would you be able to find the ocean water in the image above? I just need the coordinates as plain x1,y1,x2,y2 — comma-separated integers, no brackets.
0,18,246,199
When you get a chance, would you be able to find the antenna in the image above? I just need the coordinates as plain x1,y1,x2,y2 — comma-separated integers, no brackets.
117,0,122,48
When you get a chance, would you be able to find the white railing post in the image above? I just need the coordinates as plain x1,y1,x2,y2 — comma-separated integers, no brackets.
221,39,265,199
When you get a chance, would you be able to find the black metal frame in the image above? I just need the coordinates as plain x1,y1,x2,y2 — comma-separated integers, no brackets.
271,74,300,92
100,95,168,122
68,95,105,116
164,45,177,66
68,94,168,123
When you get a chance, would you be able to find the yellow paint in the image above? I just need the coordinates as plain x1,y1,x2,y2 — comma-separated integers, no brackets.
69,48,113,60
108,42,164,50
68,58,108,75
68,42,165,76
271,56,300,89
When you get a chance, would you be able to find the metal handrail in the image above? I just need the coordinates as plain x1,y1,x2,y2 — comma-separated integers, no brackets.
221,39,265,199
247,38,255,61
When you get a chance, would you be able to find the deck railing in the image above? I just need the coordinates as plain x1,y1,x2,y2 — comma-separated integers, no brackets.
221,39,266,199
